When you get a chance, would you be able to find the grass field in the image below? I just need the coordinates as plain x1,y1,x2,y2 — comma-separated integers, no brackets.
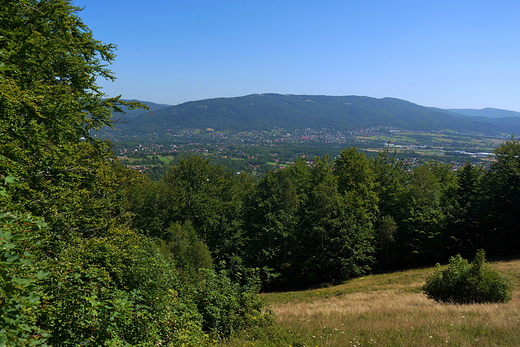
219,258,520,347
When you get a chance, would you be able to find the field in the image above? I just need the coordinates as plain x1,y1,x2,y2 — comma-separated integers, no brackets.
219,258,520,347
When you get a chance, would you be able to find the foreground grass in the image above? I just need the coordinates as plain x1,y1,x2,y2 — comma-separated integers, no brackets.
219,259,520,347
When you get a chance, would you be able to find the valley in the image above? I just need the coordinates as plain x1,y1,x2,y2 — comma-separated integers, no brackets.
109,126,502,178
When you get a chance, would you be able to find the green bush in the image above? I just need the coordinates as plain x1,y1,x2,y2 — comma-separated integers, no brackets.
191,268,273,337
423,249,512,304
0,212,48,347
37,229,209,346
0,174,48,347
164,221,214,275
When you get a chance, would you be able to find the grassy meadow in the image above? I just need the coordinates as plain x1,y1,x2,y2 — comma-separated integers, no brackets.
219,258,520,347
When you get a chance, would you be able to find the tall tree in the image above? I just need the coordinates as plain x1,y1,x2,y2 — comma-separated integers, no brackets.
370,147,409,218
0,0,145,242
0,2,209,345
1,2,271,345
243,162,302,288
394,164,447,267
444,162,484,257
161,156,253,266
243,154,376,290
481,136,520,254
370,148,408,269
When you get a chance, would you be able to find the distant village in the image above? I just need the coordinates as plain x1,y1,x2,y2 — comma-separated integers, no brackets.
109,126,497,176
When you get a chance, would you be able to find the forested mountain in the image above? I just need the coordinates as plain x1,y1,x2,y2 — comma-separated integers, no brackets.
99,94,520,137
449,107,520,119
121,99,171,113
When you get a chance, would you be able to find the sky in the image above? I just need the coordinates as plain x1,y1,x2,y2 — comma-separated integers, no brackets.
76,0,520,111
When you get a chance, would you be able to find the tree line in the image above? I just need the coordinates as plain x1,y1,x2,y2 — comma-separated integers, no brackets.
127,140,520,291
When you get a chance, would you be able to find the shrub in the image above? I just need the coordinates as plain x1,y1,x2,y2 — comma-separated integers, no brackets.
37,229,209,346
423,249,512,304
0,211,48,347
191,268,273,337
0,174,48,346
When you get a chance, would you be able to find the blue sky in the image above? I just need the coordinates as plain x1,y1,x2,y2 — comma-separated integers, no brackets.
76,0,520,111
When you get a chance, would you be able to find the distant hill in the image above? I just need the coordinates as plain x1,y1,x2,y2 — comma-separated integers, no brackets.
97,94,520,138
449,108,520,119
116,99,171,115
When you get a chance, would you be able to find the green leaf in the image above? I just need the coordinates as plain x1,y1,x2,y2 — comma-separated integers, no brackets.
4,175,17,185
6,254,20,263
2,243,16,250
0,212,17,220
37,271,50,280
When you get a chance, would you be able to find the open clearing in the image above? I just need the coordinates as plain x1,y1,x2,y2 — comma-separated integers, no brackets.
220,258,520,347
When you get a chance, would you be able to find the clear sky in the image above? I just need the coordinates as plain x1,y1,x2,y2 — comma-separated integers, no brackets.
76,0,520,111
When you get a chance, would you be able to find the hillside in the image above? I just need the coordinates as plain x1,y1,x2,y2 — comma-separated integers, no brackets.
220,258,520,347
449,107,520,118
98,94,520,138
121,99,171,113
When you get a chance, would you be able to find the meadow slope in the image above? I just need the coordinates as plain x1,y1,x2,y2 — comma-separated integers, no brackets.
220,258,520,347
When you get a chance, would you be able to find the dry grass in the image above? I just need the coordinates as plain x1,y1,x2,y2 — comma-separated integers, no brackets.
219,259,520,347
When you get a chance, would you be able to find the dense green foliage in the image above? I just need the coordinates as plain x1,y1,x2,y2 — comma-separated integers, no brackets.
0,1,269,346
125,136,520,292
0,175,48,346
423,250,512,304
243,152,377,289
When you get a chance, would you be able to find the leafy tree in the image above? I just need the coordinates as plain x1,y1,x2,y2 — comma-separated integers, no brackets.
407,165,441,209
161,156,253,266
0,174,48,347
0,2,271,345
245,153,376,290
370,148,408,269
332,148,377,275
392,164,447,267
0,0,145,248
370,147,408,218
334,147,378,207
124,177,174,239
243,163,302,288
162,221,214,276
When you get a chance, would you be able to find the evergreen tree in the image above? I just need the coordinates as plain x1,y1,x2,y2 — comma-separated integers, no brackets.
444,162,484,257
481,136,520,254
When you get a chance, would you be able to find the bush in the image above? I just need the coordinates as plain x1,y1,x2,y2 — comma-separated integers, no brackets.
423,249,512,304
191,268,273,337
0,174,48,346
37,229,209,346
0,211,48,347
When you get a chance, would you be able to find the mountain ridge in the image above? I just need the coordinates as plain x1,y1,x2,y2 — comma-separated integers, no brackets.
448,108,520,119
99,94,520,137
